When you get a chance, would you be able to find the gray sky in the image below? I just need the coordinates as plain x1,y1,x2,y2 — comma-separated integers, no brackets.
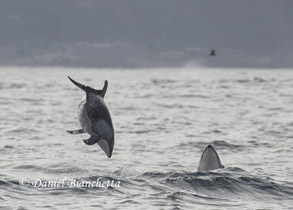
1,0,293,68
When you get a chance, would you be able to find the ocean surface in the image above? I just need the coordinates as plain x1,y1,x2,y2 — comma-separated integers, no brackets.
0,67,293,209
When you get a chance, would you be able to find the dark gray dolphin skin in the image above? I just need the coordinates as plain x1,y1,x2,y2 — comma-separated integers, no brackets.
198,144,224,172
67,76,114,158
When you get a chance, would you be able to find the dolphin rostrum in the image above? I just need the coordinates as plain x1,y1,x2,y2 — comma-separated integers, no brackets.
198,144,224,172
67,76,114,158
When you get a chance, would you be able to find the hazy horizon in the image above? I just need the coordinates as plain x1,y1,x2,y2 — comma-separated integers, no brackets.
1,0,293,68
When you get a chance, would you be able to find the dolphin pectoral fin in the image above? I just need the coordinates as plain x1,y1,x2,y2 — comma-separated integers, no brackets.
83,136,98,145
97,139,113,158
67,129,85,134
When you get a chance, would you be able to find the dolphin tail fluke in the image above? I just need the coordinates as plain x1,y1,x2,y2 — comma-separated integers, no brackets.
83,136,99,145
100,80,108,97
93,80,108,97
68,76,108,97
68,76,88,92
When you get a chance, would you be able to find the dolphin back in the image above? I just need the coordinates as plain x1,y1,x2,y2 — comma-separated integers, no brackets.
87,97,114,158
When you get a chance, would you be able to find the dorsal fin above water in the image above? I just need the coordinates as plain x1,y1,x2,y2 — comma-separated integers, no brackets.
198,144,224,172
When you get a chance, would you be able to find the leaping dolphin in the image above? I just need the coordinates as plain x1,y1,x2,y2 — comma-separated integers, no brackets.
198,144,224,171
67,76,114,158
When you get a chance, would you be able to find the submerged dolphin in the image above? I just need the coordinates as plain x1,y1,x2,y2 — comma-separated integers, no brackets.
198,144,224,172
67,76,114,158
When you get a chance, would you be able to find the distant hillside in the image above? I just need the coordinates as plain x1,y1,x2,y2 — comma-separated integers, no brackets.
0,0,293,68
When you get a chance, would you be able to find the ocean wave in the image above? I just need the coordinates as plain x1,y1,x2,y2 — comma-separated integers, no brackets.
141,168,293,201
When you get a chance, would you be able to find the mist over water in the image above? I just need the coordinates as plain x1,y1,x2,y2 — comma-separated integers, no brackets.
1,67,293,209
1,1,293,68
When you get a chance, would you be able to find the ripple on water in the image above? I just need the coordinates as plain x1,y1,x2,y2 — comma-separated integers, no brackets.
177,140,245,152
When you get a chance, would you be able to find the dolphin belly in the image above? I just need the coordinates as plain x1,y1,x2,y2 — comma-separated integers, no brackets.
78,101,94,135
